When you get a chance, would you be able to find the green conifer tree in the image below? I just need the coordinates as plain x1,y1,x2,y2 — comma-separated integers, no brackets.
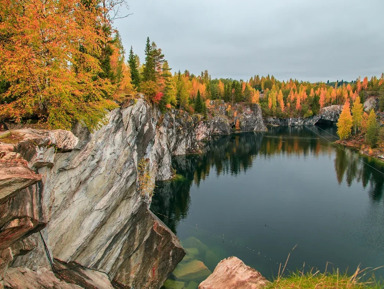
365,109,379,147
142,37,155,82
194,90,203,113
128,46,140,89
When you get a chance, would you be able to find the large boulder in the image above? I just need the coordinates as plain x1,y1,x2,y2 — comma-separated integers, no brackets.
199,257,269,289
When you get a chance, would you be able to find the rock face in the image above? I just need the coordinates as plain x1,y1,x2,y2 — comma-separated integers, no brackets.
319,105,343,123
199,257,269,289
264,105,342,126
237,104,267,132
0,98,267,288
0,146,45,286
364,97,379,112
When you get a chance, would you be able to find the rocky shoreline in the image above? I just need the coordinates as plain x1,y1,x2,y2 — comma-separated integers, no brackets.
264,105,342,127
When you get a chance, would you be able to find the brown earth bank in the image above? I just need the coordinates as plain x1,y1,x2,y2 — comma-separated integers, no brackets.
336,136,384,163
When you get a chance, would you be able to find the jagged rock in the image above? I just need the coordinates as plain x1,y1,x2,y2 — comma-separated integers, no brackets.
111,208,185,288
0,184,46,286
0,144,45,287
199,257,269,289
0,184,45,248
364,97,379,112
53,260,114,289
4,267,83,289
0,152,41,201
11,129,78,152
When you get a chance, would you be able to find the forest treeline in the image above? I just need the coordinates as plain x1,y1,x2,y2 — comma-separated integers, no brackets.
1,0,384,132
128,38,384,119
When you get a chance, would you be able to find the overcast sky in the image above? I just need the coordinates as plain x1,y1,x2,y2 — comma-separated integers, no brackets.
115,0,384,82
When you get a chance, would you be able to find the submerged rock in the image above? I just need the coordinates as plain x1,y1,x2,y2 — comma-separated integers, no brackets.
173,260,211,281
199,257,269,289
163,279,186,289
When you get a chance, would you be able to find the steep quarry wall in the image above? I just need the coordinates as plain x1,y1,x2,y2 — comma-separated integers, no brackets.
264,105,343,126
0,98,266,289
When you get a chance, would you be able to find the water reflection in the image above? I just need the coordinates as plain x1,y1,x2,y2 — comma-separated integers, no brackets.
334,147,384,201
259,126,336,158
151,127,384,232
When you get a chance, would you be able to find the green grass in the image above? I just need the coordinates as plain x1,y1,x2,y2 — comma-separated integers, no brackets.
267,268,382,289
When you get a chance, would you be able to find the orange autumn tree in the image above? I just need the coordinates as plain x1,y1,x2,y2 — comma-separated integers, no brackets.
0,0,117,129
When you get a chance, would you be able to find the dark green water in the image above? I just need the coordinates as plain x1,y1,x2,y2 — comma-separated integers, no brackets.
151,127,384,288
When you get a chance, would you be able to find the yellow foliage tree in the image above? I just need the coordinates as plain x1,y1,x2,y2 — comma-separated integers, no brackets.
351,96,363,134
0,0,117,129
337,100,353,140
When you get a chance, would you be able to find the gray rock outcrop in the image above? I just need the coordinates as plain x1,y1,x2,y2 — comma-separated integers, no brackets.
264,105,342,126
237,104,267,132
364,97,379,112
0,99,188,288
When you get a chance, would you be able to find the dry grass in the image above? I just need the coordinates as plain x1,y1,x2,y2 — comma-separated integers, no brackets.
267,268,382,289
267,247,382,289
268,261,382,288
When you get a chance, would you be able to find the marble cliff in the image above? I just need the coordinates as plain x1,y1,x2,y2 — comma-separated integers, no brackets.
0,98,266,288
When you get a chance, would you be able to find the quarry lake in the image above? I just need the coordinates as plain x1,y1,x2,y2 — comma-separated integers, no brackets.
151,127,384,288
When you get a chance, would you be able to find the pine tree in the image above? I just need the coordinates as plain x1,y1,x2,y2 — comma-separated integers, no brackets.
365,110,379,147
142,37,156,82
194,90,203,113
337,100,353,140
128,46,140,89
176,73,188,109
351,96,363,134
159,61,176,111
